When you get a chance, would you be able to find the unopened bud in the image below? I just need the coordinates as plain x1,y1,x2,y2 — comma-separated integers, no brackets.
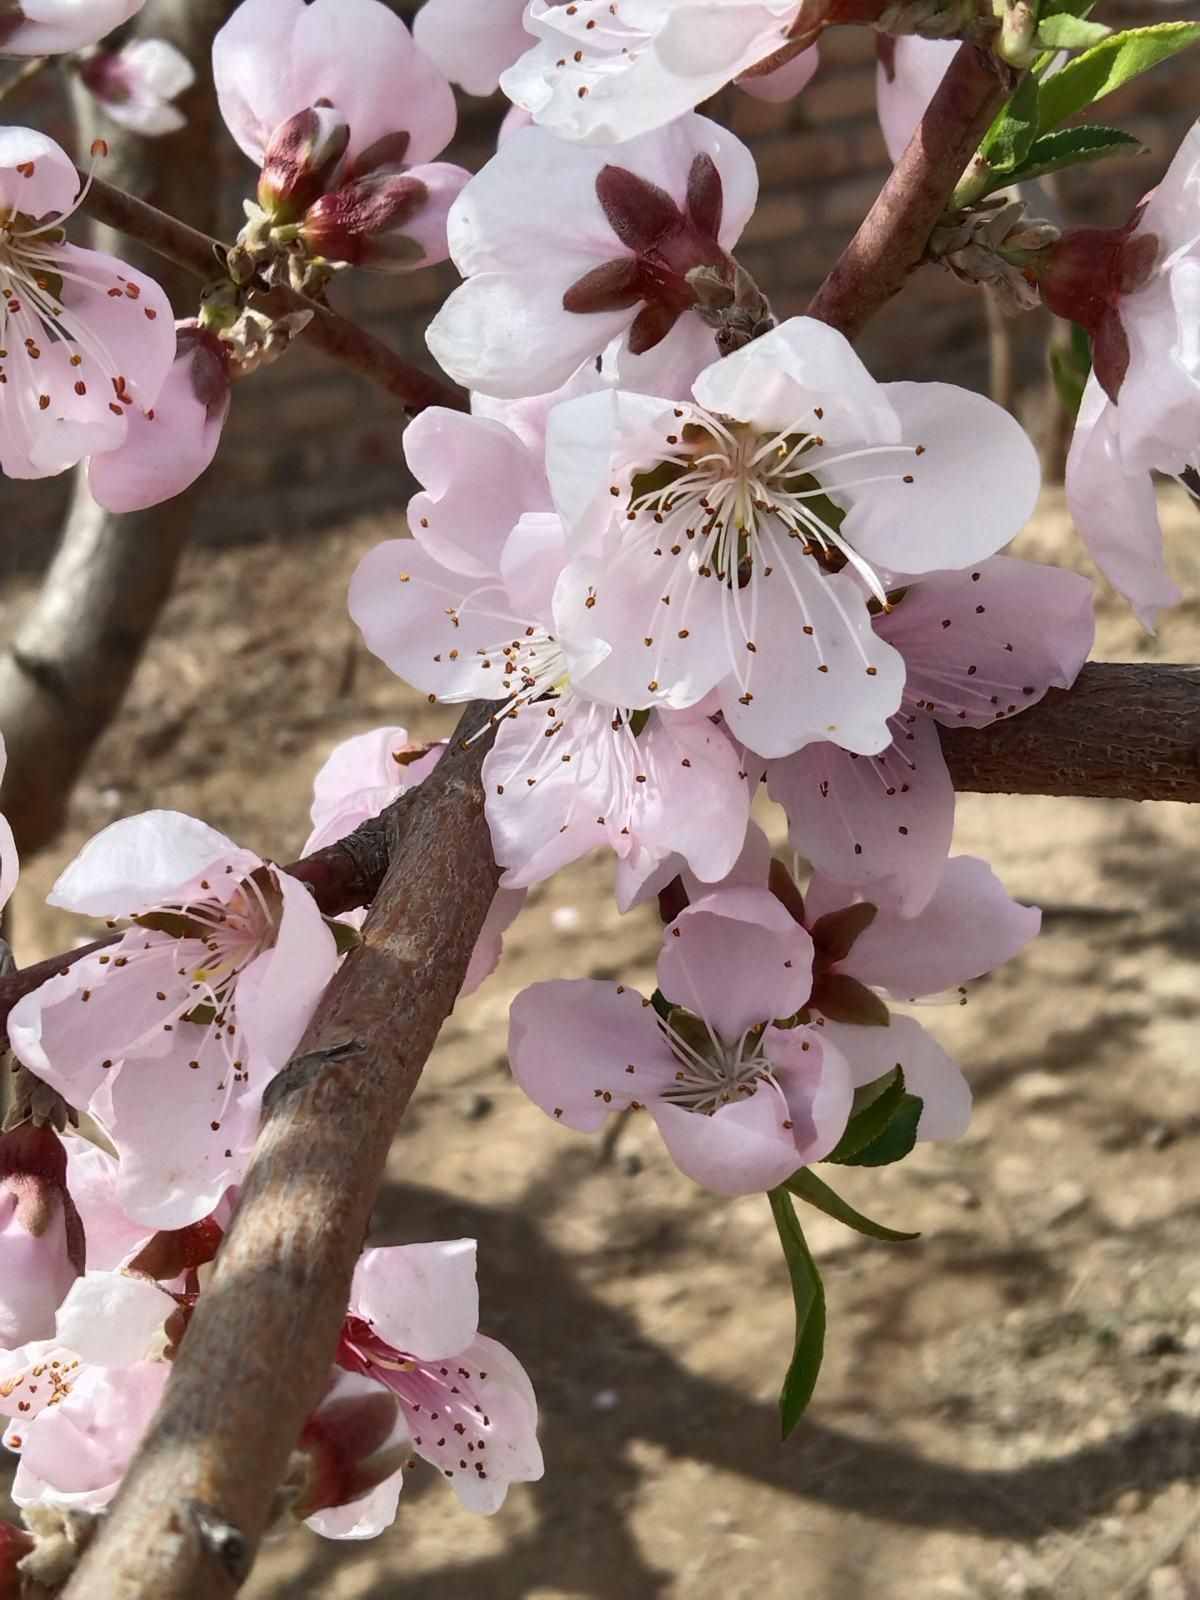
258,102,349,223
0,1123,84,1347
300,173,429,267
290,1371,409,1520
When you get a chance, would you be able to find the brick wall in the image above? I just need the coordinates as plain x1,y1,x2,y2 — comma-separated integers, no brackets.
3,2,1196,559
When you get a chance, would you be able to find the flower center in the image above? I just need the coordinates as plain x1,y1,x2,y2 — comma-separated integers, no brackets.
658,1010,776,1115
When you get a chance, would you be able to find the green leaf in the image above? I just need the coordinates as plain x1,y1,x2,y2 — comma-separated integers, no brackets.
768,1188,827,1438
786,1168,920,1243
825,1069,910,1163
1036,14,1110,49
978,72,1042,175
839,1091,923,1168
1007,124,1144,185
1036,23,1200,136
1050,322,1092,418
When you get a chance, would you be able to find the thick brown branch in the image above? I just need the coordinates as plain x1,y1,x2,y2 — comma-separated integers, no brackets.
806,43,1015,338
939,662,1200,802
79,175,468,414
61,703,500,1600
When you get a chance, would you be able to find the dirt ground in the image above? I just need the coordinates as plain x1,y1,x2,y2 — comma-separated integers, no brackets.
2,487,1199,1600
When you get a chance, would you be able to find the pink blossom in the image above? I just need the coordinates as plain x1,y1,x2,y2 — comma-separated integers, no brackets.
767,557,1094,914
295,1370,410,1539
548,317,1042,759
501,0,807,145
88,321,232,513
875,37,957,163
0,1126,84,1349
303,727,523,995
509,888,854,1193
0,0,144,56
0,1271,174,1513
0,129,174,482
214,0,468,272
1052,119,1200,625
426,115,758,400
801,856,1041,1137
334,1240,543,1519
348,397,753,890
62,1141,154,1272
413,0,532,96
8,810,338,1228
76,38,195,137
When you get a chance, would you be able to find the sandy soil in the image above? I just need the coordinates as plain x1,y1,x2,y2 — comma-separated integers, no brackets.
2,488,1200,1600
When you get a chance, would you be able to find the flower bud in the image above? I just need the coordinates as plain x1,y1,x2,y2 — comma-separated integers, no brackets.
290,1371,409,1520
0,1124,84,1347
258,102,349,223
301,162,469,272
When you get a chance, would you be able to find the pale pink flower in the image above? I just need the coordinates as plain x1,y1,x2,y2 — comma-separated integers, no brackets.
0,0,144,56
303,727,524,995
0,129,174,482
88,321,232,513
738,40,820,100
214,0,468,272
1056,120,1200,627
413,0,532,96
334,1240,543,1520
426,115,758,400
8,811,338,1229
509,887,854,1193
501,0,807,145
62,1141,153,1272
767,557,1094,914
548,317,1041,759
295,1369,410,1539
802,855,1041,1136
0,1271,174,1514
76,38,195,137
875,36,956,163
0,1126,84,1349
348,398,753,889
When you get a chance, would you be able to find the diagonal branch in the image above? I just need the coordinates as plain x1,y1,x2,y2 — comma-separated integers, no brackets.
79,174,469,415
806,42,1016,338
60,703,499,1600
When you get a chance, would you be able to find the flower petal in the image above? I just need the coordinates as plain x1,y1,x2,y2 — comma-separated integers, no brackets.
351,1241,479,1360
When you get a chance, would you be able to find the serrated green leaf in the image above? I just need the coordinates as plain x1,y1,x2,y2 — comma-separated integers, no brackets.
786,1167,921,1243
979,72,1042,174
769,1188,827,1438
1036,23,1200,136
839,1092,923,1167
1007,124,1144,185
825,1069,910,1164
1036,14,1110,49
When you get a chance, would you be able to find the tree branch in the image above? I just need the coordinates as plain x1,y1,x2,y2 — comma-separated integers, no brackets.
60,703,500,1600
806,43,1015,338
78,174,469,415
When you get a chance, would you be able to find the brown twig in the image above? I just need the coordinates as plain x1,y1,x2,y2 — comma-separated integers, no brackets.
61,702,499,1600
806,43,1015,338
78,175,469,415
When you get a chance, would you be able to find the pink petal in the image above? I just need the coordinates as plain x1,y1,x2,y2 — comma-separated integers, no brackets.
47,810,252,917
875,37,957,163
879,555,1095,727
657,888,814,1040
737,42,819,102
64,1142,150,1272
351,1241,480,1360
0,1190,76,1347
413,0,530,95
651,1092,805,1196
508,980,677,1130
828,855,1041,999
0,127,80,214
307,1469,404,1540
764,1023,855,1161
462,887,525,997
53,1272,172,1366
235,872,338,1076
1,0,145,56
212,0,307,164
767,712,954,918
12,1362,168,1513
813,1014,972,1140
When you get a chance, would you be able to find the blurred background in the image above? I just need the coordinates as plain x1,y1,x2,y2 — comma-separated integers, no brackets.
2,4,1200,1596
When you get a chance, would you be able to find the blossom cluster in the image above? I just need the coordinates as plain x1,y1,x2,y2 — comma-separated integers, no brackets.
0,0,1197,1574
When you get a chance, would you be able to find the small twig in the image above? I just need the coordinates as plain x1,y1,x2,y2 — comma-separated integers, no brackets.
77,174,468,415
0,53,50,105
807,43,1016,339
61,702,500,1600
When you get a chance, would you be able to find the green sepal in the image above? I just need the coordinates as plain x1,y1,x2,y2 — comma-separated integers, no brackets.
785,1167,920,1243
768,1188,827,1438
1035,23,1200,136
1049,322,1092,419
1006,124,1144,186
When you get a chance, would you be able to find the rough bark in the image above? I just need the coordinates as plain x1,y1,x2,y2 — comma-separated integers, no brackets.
0,0,235,859
60,704,499,1600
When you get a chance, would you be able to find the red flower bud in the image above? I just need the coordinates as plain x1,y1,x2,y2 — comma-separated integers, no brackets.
258,102,350,222
0,1124,84,1347
291,1372,408,1520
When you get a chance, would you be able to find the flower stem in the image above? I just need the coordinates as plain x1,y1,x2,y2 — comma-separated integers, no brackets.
0,54,50,105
